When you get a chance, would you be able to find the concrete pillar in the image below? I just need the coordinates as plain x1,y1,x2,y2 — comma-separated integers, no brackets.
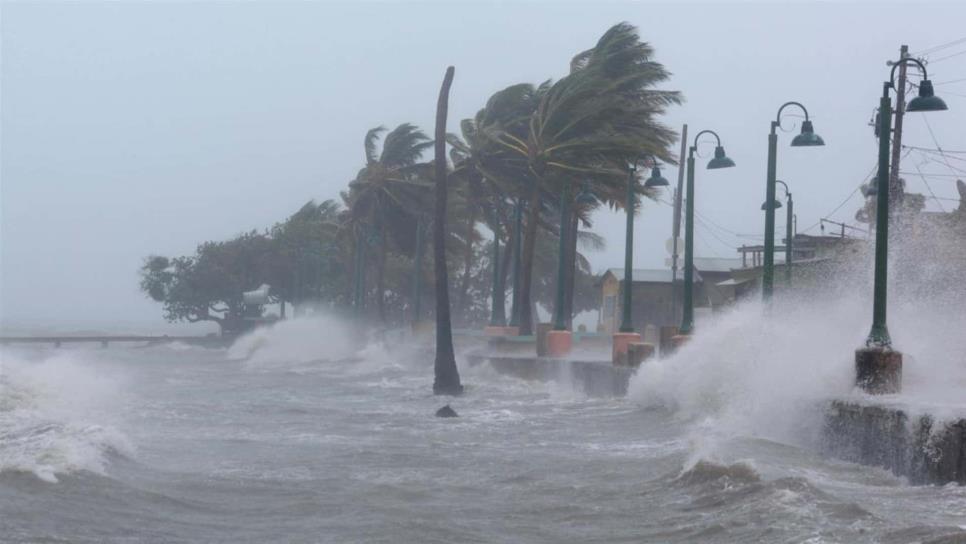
855,347,902,394
623,342,655,368
659,326,679,356
612,332,642,365
535,323,553,356
546,330,572,358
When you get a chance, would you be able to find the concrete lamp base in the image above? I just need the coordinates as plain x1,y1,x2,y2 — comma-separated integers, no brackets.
612,332,642,365
855,347,902,394
668,334,691,353
484,326,520,337
624,342,655,368
546,330,573,358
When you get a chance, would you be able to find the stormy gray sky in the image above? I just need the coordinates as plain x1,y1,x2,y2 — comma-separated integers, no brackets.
2,1,965,331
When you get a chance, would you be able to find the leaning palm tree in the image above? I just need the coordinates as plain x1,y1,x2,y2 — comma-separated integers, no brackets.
489,22,682,335
432,66,463,396
343,123,434,322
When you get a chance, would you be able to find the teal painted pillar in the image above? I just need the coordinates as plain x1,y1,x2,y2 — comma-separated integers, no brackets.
762,127,778,300
680,149,696,335
866,83,894,347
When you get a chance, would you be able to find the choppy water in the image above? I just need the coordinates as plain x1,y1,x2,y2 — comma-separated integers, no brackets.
1,314,965,543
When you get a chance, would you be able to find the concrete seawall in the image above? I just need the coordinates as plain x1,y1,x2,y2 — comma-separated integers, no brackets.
823,400,966,485
464,353,633,398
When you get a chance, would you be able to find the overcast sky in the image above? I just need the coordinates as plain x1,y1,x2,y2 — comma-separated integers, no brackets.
2,1,965,331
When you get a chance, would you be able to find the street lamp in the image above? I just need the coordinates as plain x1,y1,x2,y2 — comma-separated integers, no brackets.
760,180,794,285
857,57,948,394
762,102,824,302
611,162,669,363
548,181,594,357
678,130,735,338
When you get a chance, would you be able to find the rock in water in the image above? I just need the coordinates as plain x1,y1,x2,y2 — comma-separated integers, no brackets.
435,405,458,418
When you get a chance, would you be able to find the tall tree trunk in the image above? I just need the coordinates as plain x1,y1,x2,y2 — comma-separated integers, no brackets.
565,211,578,330
432,66,462,396
376,241,387,323
498,216,512,304
517,182,542,336
456,207,477,324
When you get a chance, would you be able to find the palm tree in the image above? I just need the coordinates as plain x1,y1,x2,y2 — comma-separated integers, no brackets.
344,123,434,322
432,66,463,396
490,22,682,335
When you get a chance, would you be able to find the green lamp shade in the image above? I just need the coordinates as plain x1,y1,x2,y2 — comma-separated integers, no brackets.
907,80,948,112
791,120,825,147
644,167,670,187
575,188,597,206
707,146,736,169
760,199,783,211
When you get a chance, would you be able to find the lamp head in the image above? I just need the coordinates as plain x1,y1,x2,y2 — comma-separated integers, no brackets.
707,146,736,169
761,199,783,211
907,79,949,112
643,166,670,188
575,184,597,206
791,119,825,147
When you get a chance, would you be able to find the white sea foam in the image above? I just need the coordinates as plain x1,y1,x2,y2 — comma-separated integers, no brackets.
228,315,361,367
0,350,133,482
628,247,966,454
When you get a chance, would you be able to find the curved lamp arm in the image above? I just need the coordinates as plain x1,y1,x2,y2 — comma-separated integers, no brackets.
889,57,929,90
691,129,722,152
774,101,811,128
775,179,790,197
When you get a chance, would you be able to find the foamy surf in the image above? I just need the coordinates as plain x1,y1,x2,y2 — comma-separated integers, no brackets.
0,351,133,483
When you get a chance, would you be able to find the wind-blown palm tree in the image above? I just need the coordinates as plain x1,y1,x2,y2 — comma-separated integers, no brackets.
343,123,434,322
490,22,682,335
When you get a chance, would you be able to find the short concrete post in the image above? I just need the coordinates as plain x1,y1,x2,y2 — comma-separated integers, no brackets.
535,323,552,356
855,347,902,394
612,332,642,365
667,334,690,354
659,326,679,357
546,330,572,358
625,342,655,368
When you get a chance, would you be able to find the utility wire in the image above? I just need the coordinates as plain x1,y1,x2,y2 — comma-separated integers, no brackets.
915,36,966,56
928,49,966,64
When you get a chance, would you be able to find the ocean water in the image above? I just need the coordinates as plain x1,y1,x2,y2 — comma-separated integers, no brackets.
1,312,965,544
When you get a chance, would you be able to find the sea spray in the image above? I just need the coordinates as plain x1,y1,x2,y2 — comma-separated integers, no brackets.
228,315,361,367
0,350,133,482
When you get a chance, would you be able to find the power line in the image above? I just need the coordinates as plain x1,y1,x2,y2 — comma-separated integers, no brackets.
929,49,966,64
935,76,966,86
902,144,966,155
915,36,966,56
910,156,946,212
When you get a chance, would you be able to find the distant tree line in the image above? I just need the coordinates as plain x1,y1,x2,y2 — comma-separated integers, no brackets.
140,22,683,336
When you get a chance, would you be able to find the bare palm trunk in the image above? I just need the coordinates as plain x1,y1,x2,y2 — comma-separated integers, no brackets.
456,208,477,324
432,66,462,396
565,211,578,329
517,182,542,336
376,241,387,323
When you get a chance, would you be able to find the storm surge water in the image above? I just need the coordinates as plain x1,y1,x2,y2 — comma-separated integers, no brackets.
2,306,965,542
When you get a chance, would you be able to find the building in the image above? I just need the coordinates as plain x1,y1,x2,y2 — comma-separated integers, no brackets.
597,257,743,334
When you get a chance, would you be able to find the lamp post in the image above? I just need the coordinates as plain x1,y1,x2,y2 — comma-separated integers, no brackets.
856,57,948,394
675,130,735,342
507,198,523,333
761,180,793,285
762,102,824,302
547,181,574,357
612,162,669,364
